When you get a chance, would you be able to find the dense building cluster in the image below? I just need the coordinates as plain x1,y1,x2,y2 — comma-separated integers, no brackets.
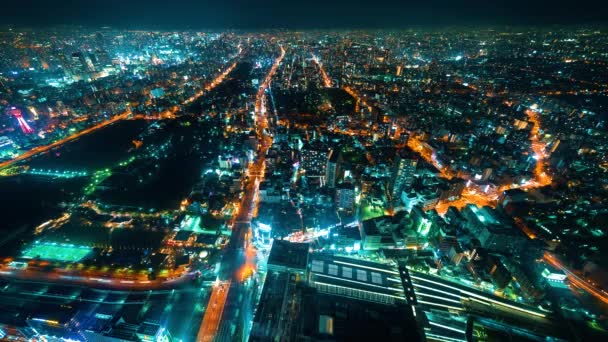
0,28,606,341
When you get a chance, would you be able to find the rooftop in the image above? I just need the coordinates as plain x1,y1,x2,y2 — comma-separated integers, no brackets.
309,254,406,302
297,289,422,341
267,240,310,272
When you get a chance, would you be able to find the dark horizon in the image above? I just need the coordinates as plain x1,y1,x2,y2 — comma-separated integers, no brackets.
3,23,608,32
3,0,608,29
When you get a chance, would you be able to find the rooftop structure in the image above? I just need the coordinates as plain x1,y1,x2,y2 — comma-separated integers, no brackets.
309,254,407,305
267,240,310,274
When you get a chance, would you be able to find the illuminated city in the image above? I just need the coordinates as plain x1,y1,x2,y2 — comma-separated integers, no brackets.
0,1,607,341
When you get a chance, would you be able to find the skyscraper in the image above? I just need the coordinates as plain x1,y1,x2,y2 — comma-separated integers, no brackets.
390,150,418,201
301,140,329,178
335,181,356,212
325,148,341,188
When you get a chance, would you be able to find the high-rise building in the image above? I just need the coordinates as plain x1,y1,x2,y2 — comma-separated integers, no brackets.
335,182,355,212
69,52,89,81
94,49,113,68
301,140,329,177
325,148,341,188
390,150,418,201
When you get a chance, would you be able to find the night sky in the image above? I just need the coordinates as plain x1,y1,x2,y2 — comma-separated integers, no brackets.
3,0,608,29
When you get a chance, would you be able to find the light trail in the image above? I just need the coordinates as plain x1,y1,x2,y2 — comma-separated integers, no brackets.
434,108,553,214
543,252,608,305
498,109,552,192
1,57,242,172
209,45,285,340
406,135,455,180
343,86,372,113
0,109,132,170
311,54,332,87
0,266,194,290
255,46,286,130
197,281,231,342
184,60,239,105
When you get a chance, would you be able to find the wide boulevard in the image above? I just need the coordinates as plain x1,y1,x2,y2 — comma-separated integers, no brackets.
198,45,285,342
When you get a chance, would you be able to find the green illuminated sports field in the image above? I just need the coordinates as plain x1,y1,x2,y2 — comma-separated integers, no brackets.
21,242,92,262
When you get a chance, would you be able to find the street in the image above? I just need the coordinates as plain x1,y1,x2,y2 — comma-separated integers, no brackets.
198,45,285,342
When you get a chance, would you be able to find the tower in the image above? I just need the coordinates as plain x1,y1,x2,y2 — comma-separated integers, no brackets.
335,182,356,212
325,149,341,188
390,150,418,201
301,140,329,178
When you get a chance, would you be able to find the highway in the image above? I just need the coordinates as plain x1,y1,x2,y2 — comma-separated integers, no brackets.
0,277,211,341
198,45,286,342
197,281,230,342
311,53,332,87
543,252,608,305
0,266,198,291
0,109,132,170
184,60,239,105
0,56,243,172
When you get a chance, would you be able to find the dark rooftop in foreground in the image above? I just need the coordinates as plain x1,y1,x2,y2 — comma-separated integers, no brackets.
267,240,310,273
298,290,424,342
